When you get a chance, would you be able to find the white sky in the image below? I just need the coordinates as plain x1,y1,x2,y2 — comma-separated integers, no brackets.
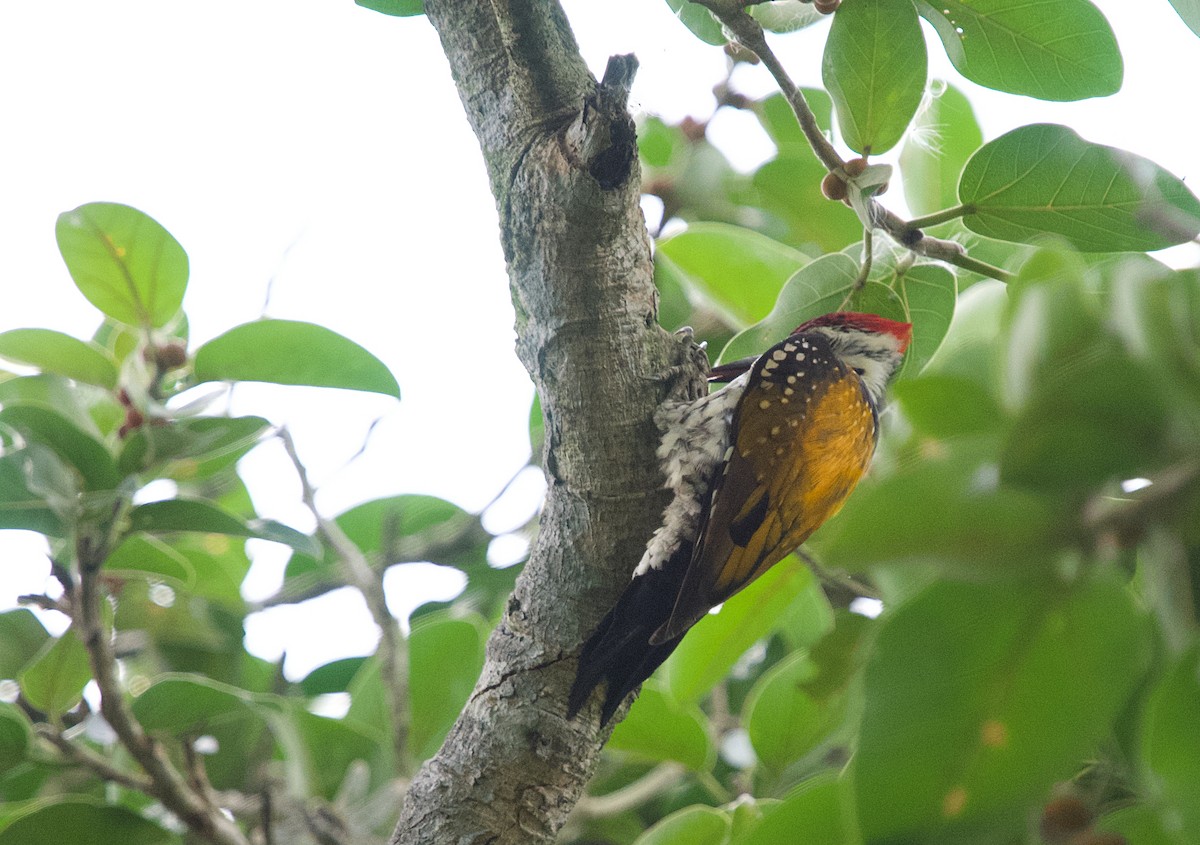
1,0,1198,677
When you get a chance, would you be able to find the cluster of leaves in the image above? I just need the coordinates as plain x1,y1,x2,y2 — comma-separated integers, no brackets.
564,2,1200,844
0,203,530,844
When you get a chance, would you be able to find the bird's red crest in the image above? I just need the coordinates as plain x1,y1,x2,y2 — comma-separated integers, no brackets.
792,311,912,352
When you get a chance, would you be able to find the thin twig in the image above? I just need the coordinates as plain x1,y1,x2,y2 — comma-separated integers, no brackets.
708,3,843,172
35,724,154,792
17,593,68,614
796,548,881,601
74,534,250,845
850,228,874,296
183,737,218,803
573,763,686,817
907,205,972,230
1082,462,1200,546
277,427,411,772
693,0,1015,284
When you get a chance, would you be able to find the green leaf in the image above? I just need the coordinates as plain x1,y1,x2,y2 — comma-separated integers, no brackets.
355,0,423,16
899,82,983,218
408,614,485,759
345,657,391,740
745,652,844,772
811,448,1062,574
1096,805,1182,845
718,254,856,363
608,683,714,770
774,573,836,652
1105,262,1200,411
1142,647,1200,840
727,796,778,844
193,319,400,398
822,0,927,154
0,404,120,491
299,657,368,696
893,375,1003,438
916,0,1121,101
118,415,270,480
755,90,833,155
104,534,194,587
653,253,695,334
665,558,812,705
1002,350,1168,491
639,116,685,169
0,610,50,679
921,278,1007,387
665,0,726,45
719,255,955,380
0,800,175,845
248,519,322,557
959,124,1200,252
19,628,92,717
751,155,864,254
745,774,855,845
997,246,1172,489
334,494,468,556
1168,0,1200,38
128,499,320,558
289,707,380,799
156,535,251,609
0,329,118,389
284,493,473,581
657,224,811,327
0,705,31,773
132,673,255,733
855,576,1151,841
55,202,188,328
91,318,141,364
529,392,545,461
634,805,731,845
0,445,67,535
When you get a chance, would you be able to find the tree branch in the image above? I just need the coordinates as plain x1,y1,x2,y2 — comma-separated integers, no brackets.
279,427,411,772
696,0,1014,284
393,1,707,842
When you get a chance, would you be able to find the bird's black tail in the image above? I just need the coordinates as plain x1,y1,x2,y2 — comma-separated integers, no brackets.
567,546,691,725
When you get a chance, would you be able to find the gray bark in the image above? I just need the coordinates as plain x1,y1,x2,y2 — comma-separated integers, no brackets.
392,2,704,843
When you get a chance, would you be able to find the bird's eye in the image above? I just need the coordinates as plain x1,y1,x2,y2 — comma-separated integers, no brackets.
854,367,865,376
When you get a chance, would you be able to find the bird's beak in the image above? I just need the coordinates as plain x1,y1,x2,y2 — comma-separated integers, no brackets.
708,356,758,383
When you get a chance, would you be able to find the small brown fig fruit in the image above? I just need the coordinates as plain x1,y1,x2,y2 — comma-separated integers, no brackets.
1040,795,1093,843
821,172,848,201
154,341,189,369
843,156,869,178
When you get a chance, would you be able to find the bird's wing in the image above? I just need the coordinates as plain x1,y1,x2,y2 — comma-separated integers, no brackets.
652,332,877,643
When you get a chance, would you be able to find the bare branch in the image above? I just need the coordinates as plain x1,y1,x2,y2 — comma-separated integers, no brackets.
35,724,154,793
278,427,410,772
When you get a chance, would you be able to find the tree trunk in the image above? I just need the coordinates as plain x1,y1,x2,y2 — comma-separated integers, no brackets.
392,2,704,842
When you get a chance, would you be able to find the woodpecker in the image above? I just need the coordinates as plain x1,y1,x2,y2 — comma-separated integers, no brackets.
568,312,912,724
